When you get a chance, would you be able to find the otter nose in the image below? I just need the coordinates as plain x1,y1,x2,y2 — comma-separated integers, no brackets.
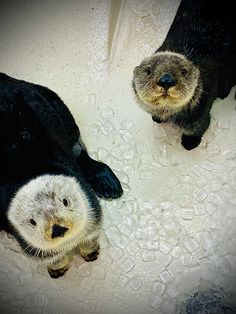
157,74,176,90
51,225,68,238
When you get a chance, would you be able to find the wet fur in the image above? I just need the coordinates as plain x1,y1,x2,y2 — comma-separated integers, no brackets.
133,0,236,150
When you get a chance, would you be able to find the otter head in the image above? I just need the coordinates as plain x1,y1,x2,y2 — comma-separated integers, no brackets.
133,51,201,116
8,175,99,258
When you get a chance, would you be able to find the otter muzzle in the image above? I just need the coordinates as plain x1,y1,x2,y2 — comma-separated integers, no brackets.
51,224,68,238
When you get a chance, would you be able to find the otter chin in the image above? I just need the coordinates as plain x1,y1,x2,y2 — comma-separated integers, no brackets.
133,0,236,150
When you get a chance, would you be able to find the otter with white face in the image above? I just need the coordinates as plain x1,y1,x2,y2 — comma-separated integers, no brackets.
8,175,101,278
0,73,123,278
133,0,236,150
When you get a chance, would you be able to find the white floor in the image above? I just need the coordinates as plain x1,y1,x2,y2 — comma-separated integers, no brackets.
1,1,236,313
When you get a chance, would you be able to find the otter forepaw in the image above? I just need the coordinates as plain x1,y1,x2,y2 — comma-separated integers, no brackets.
86,161,123,199
82,250,99,262
80,244,100,262
152,115,163,123
181,134,202,150
92,162,123,199
47,265,69,279
77,151,123,199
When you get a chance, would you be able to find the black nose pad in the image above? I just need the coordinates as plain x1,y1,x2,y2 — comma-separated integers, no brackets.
51,225,68,238
157,74,176,90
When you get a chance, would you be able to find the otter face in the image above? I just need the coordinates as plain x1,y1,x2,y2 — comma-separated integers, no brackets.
133,51,201,116
8,175,99,256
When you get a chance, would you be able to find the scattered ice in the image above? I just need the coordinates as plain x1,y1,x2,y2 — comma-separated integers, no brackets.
100,121,114,135
80,278,96,292
0,243,4,255
97,148,108,161
117,275,129,288
194,204,205,216
117,171,130,184
11,299,25,308
119,127,138,142
180,254,192,266
192,164,205,176
139,165,153,179
87,93,97,106
85,299,97,313
128,277,142,291
141,153,154,164
160,299,177,314
91,266,106,280
166,176,179,187
111,158,125,172
182,208,194,220
201,160,215,171
225,204,236,218
122,149,135,161
223,149,236,160
225,255,236,273
136,142,151,154
194,248,207,260
153,126,166,139
0,261,11,274
207,144,220,157
183,238,200,253
121,119,135,130
101,107,114,119
193,188,208,202
141,250,156,262
126,243,139,256
207,192,224,205
119,258,135,274
78,263,91,277
6,270,19,283
148,294,162,310
159,239,172,254
159,270,174,283
24,294,48,308
169,260,184,274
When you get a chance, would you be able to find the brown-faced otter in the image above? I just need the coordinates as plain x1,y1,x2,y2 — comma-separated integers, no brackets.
133,0,236,150
0,73,123,278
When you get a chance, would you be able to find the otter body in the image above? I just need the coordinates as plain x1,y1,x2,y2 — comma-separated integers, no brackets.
0,73,123,278
133,0,236,150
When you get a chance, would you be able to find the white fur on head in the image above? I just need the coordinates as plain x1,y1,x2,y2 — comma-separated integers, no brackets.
8,175,100,259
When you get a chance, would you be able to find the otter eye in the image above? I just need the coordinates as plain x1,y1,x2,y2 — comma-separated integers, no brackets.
63,198,68,207
182,68,188,76
30,219,37,226
145,67,152,75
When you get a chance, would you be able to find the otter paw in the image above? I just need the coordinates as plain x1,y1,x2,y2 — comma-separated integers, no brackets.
48,265,69,279
87,161,123,200
181,134,202,150
81,250,99,262
152,115,163,123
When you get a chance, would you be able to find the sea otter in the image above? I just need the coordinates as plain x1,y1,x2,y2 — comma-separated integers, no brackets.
132,0,236,150
0,73,123,278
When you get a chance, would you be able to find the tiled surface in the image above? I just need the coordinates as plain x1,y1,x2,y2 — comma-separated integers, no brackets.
1,1,236,313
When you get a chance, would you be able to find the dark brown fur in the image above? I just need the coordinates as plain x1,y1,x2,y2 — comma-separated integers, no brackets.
133,0,236,150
